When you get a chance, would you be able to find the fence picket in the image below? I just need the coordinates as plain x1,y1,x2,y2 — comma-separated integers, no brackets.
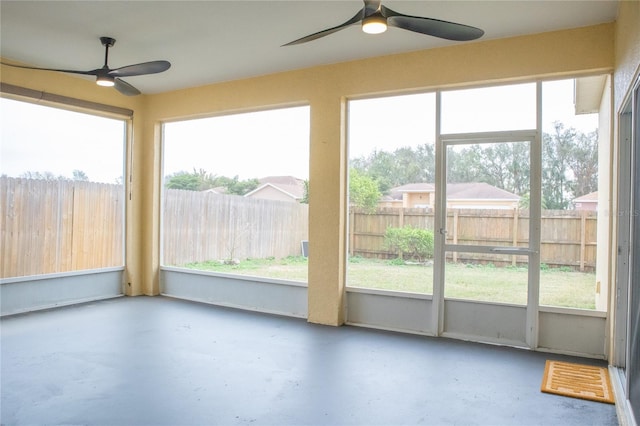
1,177,124,278
350,207,597,271
0,176,597,279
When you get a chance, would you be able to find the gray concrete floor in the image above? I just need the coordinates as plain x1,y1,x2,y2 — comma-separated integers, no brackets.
1,296,617,426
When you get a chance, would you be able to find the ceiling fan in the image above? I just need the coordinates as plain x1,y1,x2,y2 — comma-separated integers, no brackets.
1,37,171,96
283,0,484,46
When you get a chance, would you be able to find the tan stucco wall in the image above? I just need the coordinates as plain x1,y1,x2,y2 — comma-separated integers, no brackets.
144,24,614,325
614,0,640,113
1,23,616,326
608,0,640,360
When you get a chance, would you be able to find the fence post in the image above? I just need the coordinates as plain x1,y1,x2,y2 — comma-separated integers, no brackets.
452,209,458,263
580,210,586,272
399,207,404,228
512,208,518,266
349,209,355,257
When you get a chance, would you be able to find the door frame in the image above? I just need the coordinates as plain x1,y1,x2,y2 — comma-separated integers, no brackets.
615,98,632,370
432,130,541,348
432,85,542,348
621,74,640,418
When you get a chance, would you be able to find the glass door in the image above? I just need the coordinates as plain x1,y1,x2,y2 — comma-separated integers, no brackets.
436,131,541,347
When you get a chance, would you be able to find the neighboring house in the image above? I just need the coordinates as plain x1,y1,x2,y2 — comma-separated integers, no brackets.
202,186,227,195
573,191,599,211
379,182,520,210
244,176,306,203
379,183,436,209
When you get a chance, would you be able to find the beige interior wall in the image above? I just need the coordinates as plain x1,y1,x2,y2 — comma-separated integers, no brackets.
613,0,640,113
1,23,615,326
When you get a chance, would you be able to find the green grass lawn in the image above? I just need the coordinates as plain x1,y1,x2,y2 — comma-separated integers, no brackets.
182,256,597,309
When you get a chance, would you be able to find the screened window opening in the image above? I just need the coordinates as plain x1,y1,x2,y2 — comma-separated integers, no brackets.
345,76,608,311
0,97,126,278
441,83,536,134
161,106,310,283
347,93,437,294
539,78,602,310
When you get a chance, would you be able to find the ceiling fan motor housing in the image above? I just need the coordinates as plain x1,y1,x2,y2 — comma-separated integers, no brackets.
100,37,116,47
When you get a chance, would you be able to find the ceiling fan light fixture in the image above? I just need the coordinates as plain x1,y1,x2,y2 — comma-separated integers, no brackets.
96,75,115,87
362,13,387,34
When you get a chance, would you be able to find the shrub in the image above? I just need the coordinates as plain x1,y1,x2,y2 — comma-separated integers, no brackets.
387,257,406,266
383,226,434,262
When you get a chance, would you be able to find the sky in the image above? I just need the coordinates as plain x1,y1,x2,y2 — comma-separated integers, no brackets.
162,106,310,180
0,78,598,183
0,98,125,183
348,79,598,160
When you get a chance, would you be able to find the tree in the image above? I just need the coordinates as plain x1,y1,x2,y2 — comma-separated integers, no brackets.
542,122,575,209
568,130,598,198
164,168,259,194
191,168,219,190
542,122,598,209
446,142,531,197
165,171,202,190
300,179,309,204
219,175,259,195
351,143,435,193
348,121,597,210
518,192,548,210
349,168,381,213
447,145,484,185
20,171,61,181
72,169,89,181
352,149,395,193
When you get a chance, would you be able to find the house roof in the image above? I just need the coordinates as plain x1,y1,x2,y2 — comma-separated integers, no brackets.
394,183,436,193
447,183,520,201
387,182,520,201
245,176,305,200
202,186,227,195
573,191,599,202
259,176,305,187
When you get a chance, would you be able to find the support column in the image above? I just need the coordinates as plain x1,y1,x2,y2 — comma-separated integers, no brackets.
307,95,347,326
131,114,162,296
124,115,142,296
145,120,162,295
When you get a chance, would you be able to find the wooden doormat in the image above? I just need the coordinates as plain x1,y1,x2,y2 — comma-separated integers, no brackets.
541,360,615,404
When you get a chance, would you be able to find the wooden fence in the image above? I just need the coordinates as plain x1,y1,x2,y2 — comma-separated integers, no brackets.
1,177,124,278
1,177,596,278
162,189,309,266
350,207,598,271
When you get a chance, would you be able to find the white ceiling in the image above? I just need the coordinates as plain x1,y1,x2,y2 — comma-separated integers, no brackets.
0,1,619,96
